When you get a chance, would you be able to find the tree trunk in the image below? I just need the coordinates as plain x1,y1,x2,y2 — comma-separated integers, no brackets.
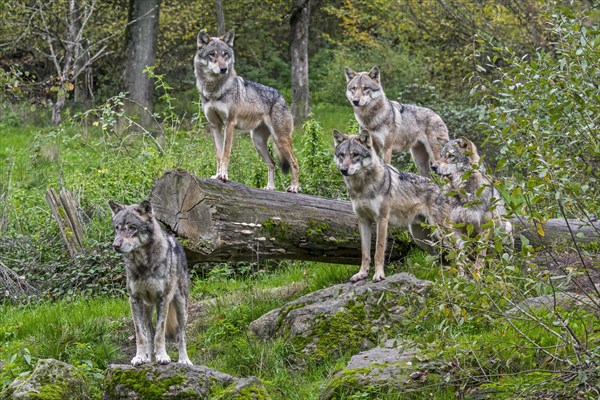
215,0,225,36
124,0,161,129
150,170,600,265
290,0,310,125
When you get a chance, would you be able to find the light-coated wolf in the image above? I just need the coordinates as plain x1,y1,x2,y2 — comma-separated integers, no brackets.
109,200,192,366
345,66,449,177
194,29,299,192
432,137,513,272
333,129,452,282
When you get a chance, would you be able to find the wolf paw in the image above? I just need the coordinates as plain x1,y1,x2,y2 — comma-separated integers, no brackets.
350,271,368,282
264,184,275,191
156,353,171,365
372,273,386,282
286,185,299,193
131,355,150,367
178,358,193,365
212,173,229,182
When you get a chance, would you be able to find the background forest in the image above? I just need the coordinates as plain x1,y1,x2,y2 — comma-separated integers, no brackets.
0,0,599,399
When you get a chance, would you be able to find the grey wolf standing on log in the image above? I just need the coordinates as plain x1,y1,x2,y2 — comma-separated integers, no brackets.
345,66,449,177
109,200,192,366
432,137,513,274
333,129,451,282
194,29,300,193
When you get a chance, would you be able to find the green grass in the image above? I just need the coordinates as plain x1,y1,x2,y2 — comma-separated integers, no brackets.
0,297,130,367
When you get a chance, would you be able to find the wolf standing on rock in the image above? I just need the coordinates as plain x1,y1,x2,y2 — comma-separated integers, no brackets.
345,66,449,177
109,200,192,367
194,29,299,193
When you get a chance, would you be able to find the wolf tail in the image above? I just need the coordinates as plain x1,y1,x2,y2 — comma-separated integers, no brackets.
165,301,179,341
272,143,291,175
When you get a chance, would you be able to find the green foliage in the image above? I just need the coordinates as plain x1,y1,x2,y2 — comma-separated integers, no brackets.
472,6,599,219
299,115,346,197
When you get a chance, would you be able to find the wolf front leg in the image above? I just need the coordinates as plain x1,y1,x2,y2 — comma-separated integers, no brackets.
350,218,372,282
173,295,193,365
218,121,236,182
130,297,152,366
210,123,224,180
154,295,172,365
372,212,390,282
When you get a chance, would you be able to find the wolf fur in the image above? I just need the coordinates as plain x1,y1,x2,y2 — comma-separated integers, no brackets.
345,66,449,177
432,137,513,272
109,200,192,367
333,129,451,282
194,29,299,192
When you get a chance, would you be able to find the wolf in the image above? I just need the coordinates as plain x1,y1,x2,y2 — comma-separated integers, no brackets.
432,137,513,272
194,29,299,193
109,200,192,366
333,129,452,282
345,66,449,177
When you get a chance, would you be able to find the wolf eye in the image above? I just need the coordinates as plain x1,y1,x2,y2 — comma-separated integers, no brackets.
362,87,369,92
351,152,360,158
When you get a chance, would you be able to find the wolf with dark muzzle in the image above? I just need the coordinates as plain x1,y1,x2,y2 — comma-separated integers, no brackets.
194,29,299,192
345,66,449,177
109,200,192,366
333,129,452,282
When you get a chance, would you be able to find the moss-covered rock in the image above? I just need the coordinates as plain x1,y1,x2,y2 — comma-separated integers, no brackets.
211,376,271,400
102,363,235,399
320,340,448,400
4,358,89,399
249,273,432,364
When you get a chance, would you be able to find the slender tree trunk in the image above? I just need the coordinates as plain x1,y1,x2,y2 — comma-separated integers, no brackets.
52,0,79,124
216,0,225,35
124,0,161,129
290,0,310,125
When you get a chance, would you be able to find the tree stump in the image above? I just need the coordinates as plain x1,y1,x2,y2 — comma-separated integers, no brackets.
45,188,84,258
150,170,599,265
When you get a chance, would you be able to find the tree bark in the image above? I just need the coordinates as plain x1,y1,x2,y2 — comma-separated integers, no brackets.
124,0,161,129
215,0,225,36
290,0,310,125
150,170,600,265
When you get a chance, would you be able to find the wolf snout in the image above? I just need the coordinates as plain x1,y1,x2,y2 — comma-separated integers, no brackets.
339,167,349,176
352,99,360,106
431,164,439,174
219,67,228,74
112,241,124,253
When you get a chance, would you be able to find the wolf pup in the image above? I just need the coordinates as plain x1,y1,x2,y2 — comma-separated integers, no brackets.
109,200,192,366
345,66,449,177
333,129,451,282
194,29,299,192
432,137,513,272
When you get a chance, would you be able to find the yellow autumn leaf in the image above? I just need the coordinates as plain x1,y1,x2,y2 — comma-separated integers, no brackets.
535,221,545,237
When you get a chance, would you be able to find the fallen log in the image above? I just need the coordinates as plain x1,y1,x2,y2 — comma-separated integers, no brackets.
149,170,599,265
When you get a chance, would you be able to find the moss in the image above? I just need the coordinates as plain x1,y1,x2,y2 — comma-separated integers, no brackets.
26,383,67,400
304,220,331,244
211,383,271,400
291,300,375,363
260,218,292,240
103,369,192,400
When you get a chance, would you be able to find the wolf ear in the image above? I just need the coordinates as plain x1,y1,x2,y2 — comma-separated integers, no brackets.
368,66,380,82
344,67,356,83
222,29,235,47
333,129,349,146
197,30,211,48
358,129,372,147
108,200,123,215
136,200,153,216
457,137,470,149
